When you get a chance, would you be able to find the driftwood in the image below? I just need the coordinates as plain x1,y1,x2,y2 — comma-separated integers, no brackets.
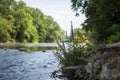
62,65,85,70
96,42,120,51
83,42,120,60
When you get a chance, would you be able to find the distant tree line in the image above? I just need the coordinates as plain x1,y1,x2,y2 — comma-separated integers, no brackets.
0,0,65,43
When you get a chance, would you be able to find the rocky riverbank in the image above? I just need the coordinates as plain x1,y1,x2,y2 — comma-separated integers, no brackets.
55,42,120,80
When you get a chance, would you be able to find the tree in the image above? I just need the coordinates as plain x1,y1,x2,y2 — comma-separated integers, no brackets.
26,7,46,42
43,16,65,42
71,0,120,43
0,16,13,42
0,0,65,43
12,0,39,42
0,0,15,18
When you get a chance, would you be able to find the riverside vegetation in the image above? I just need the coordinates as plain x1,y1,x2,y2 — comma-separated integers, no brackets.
54,0,120,80
55,41,120,80
0,0,65,43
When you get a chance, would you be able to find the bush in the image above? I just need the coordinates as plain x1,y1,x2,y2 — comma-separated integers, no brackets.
55,43,89,66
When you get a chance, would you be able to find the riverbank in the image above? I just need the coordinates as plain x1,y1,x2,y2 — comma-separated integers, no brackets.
0,42,59,47
54,42,120,80
0,43,60,51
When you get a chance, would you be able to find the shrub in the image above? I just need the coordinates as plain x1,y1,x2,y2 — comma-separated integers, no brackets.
55,42,89,66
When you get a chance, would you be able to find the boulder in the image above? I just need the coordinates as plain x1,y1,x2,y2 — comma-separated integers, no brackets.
100,57,120,80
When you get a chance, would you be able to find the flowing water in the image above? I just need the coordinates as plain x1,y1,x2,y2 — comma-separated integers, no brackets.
0,43,64,80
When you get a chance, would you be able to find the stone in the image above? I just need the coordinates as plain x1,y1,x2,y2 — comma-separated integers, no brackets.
100,57,120,80
18,48,27,51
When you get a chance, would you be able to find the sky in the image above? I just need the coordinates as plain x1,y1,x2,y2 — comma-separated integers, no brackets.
17,0,86,35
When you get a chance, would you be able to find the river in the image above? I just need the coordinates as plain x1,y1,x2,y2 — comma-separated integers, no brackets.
0,43,65,80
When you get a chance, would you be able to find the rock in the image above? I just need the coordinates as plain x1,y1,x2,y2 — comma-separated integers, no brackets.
18,48,27,51
86,63,93,74
100,57,120,80
43,65,47,68
42,50,46,52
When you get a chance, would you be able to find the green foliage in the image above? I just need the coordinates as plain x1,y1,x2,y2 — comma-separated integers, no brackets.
24,24,38,43
55,43,87,66
107,33,120,43
0,0,65,43
73,28,90,43
43,16,65,42
0,0,15,17
55,27,93,67
0,16,13,42
71,0,120,43
55,29,91,66
106,24,120,43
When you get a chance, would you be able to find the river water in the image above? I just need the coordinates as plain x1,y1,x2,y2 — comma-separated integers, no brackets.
0,48,63,80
